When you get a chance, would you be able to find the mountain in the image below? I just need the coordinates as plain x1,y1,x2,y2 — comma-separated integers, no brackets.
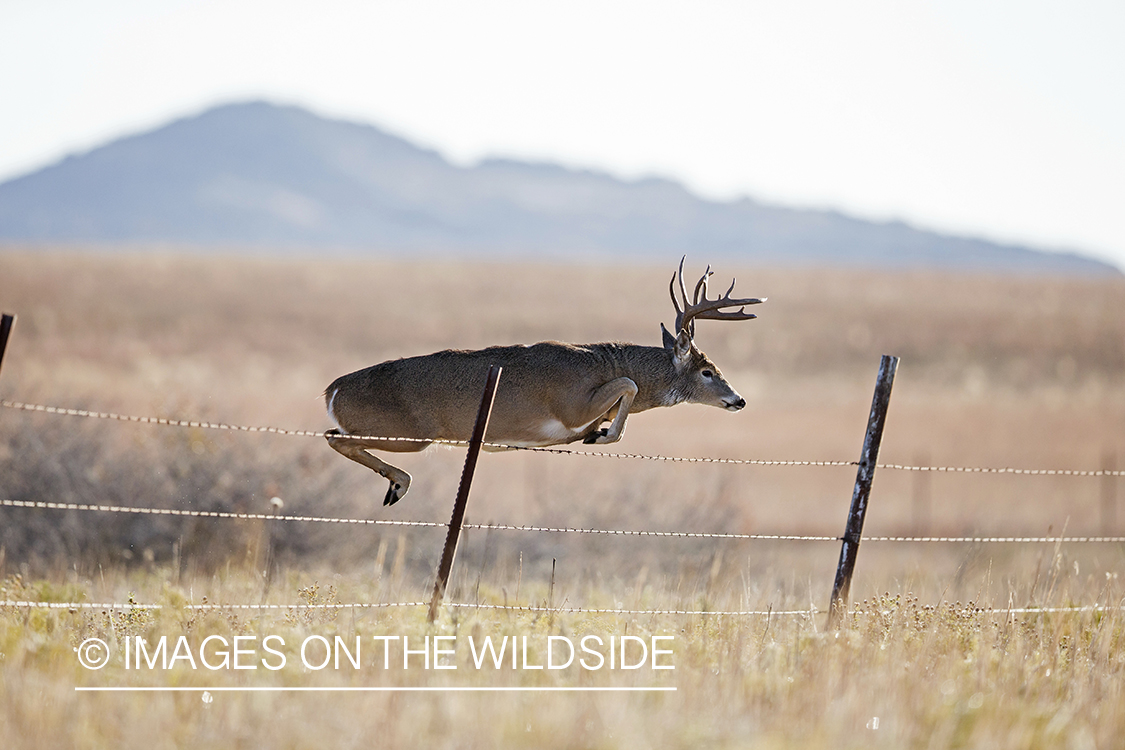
0,101,1116,274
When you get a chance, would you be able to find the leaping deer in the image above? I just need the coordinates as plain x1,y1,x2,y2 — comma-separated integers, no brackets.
324,258,765,505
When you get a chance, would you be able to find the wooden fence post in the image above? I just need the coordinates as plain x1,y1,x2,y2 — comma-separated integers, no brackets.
828,354,899,627
0,313,15,380
428,364,502,622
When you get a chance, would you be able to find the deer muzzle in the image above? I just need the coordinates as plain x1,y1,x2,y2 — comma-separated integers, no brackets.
724,396,747,412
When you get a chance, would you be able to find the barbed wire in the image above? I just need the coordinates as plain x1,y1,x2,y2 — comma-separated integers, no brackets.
0,600,428,611
0,399,850,467
0,399,428,444
874,463,1121,477
463,520,837,541
0,499,837,541
6,401,1120,621
0,499,446,529
862,534,1125,543
3,399,1122,476
512,445,856,467
0,600,799,617
444,602,1122,616
1,599,1119,617
5,499,1125,544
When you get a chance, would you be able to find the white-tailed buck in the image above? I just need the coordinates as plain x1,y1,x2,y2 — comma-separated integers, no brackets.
325,258,765,505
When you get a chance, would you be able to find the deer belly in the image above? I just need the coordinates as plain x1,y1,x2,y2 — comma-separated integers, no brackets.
504,417,598,447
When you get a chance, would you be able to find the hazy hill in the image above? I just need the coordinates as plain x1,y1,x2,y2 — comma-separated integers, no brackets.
0,101,1115,274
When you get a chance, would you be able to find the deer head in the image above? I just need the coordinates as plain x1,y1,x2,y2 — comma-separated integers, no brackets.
659,257,765,411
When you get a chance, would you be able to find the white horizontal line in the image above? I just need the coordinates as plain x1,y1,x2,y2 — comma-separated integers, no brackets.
1,599,810,616
75,686,676,692
10,499,1125,544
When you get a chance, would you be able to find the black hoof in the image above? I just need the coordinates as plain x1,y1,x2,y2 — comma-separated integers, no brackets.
582,428,608,444
384,483,403,506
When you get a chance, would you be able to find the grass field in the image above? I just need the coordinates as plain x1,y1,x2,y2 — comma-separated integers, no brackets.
1,248,1124,748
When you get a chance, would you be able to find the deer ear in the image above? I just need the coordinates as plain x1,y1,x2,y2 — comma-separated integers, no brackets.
661,323,676,350
672,328,693,365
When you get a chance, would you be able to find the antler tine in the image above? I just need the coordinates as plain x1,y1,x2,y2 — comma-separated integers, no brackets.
676,256,689,309
675,262,766,335
668,273,684,333
668,256,689,334
711,276,763,318
692,265,713,305
667,274,682,313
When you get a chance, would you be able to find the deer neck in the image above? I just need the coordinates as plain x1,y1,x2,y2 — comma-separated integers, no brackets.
597,343,688,412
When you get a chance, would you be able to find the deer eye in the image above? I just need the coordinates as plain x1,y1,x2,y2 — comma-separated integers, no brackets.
701,369,714,379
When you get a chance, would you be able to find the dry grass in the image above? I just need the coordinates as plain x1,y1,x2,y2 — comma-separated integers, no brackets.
1,567,1123,749
0,247,1124,747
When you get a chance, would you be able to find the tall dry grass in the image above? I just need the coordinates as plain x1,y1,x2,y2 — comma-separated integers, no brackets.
1,561,1123,749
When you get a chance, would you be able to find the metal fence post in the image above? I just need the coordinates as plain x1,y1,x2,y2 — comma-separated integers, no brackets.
0,313,15,380
428,364,502,622
828,354,899,627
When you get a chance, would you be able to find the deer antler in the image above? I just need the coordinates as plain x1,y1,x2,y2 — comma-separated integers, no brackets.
668,256,765,338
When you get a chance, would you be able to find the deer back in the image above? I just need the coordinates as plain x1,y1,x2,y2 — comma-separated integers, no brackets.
326,343,636,442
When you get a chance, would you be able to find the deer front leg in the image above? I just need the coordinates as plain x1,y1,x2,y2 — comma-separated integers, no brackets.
325,430,414,506
580,377,638,445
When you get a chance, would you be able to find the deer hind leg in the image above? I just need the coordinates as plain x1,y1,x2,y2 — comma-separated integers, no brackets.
580,377,639,445
325,429,418,506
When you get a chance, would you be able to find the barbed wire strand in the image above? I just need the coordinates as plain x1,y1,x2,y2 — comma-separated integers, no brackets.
0,400,847,467
5,499,1125,544
0,499,445,529
0,600,795,616
1,599,1119,617
4,399,1122,476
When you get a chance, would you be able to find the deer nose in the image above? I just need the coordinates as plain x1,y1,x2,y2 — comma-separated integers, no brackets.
725,397,746,412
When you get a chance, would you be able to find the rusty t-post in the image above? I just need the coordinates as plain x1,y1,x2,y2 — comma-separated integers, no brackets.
828,354,899,628
428,364,502,622
0,313,15,380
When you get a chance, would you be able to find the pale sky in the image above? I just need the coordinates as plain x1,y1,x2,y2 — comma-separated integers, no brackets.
2,0,1123,268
